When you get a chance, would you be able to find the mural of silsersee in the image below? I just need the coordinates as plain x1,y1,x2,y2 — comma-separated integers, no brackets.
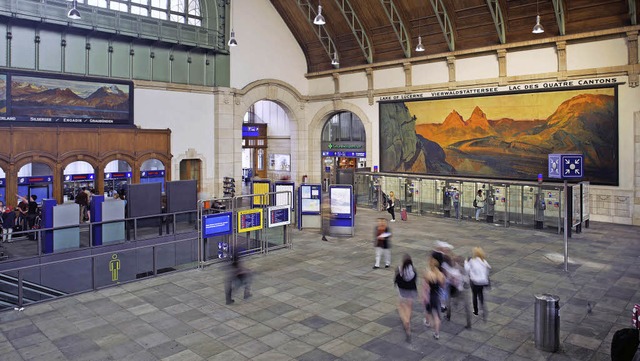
379,87,618,185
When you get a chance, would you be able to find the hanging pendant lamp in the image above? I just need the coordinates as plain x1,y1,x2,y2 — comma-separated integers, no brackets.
314,3,326,25
532,0,544,34
67,0,81,20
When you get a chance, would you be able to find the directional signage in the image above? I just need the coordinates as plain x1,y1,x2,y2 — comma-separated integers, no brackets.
548,154,583,180
562,155,583,178
268,205,291,228
202,212,233,238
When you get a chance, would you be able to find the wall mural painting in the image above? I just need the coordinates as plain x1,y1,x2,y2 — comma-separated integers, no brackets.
379,87,618,185
0,74,6,114
0,70,133,126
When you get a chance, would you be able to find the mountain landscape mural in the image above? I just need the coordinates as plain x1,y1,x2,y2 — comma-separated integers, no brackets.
9,76,130,120
380,88,618,185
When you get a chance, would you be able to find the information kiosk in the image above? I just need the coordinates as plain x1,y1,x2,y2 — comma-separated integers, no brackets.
328,184,355,236
298,184,322,229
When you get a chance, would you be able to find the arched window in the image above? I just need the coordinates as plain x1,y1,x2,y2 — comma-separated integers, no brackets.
321,112,365,142
80,0,202,26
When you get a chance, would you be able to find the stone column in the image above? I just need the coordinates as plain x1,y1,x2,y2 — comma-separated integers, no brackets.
332,72,340,94
634,111,640,225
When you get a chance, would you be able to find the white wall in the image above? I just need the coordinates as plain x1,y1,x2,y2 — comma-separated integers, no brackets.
134,88,216,192
229,0,308,94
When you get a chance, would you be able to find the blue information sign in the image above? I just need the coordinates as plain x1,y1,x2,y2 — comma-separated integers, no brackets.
548,154,583,179
0,178,4,186
242,125,260,137
202,212,233,237
322,151,366,158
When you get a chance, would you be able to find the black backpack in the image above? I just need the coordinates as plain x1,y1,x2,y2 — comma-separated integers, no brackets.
611,328,639,361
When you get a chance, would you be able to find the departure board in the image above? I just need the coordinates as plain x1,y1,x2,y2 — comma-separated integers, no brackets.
238,209,263,233
268,206,291,228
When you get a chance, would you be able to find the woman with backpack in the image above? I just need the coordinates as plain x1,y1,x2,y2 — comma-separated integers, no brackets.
394,254,417,342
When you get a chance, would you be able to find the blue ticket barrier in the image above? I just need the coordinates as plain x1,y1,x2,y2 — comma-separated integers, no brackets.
328,185,355,237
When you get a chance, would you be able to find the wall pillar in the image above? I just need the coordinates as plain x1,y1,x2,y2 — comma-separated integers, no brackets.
556,41,567,81
403,62,412,87
366,67,373,105
627,31,639,88
447,56,456,89
497,49,507,86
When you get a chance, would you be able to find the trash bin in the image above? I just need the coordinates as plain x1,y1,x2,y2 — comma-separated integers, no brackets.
534,293,560,352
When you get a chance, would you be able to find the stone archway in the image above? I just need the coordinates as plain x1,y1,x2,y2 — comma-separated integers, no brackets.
307,101,373,183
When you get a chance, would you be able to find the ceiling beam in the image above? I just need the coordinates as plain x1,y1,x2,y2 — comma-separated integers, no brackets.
552,0,566,35
630,0,637,25
295,0,339,64
429,0,455,51
485,0,506,44
379,0,411,58
334,0,373,63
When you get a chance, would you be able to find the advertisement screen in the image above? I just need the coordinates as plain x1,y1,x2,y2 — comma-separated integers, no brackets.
330,187,352,215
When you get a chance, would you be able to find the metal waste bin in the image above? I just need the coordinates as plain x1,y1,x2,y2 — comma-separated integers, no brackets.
534,294,560,352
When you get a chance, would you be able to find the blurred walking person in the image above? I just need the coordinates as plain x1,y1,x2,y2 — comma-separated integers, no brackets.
443,256,472,328
394,254,417,342
423,257,446,339
225,254,252,305
465,247,491,320
474,190,485,221
373,218,391,269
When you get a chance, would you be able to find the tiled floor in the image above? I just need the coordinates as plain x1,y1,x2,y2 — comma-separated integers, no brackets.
1,207,639,360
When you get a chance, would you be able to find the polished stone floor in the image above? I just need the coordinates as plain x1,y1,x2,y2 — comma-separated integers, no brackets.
0,207,638,360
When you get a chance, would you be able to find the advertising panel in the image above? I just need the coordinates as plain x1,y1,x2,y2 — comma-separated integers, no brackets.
330,187,352,215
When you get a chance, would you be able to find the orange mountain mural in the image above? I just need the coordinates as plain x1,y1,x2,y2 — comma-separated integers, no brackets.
380,90,617,185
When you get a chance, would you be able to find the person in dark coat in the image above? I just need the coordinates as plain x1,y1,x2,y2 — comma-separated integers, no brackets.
2,205,17,243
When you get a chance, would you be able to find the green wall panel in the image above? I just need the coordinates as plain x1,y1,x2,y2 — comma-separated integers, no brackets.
11,26,36,69
152,48,170,82
214,55,229,87
64,33,86,74
0,24,7,67
188,52,205,86
38,30,62,72
89,38,109,77
205,55,215,86
132,44,151,81
171,50,188,84
111,42,131,79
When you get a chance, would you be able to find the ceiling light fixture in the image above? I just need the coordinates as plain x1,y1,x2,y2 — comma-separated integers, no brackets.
314,2,326,25
67,0,81,20
415,19,425,52
331,52,339,67
532,0,544,34
228,0,237,47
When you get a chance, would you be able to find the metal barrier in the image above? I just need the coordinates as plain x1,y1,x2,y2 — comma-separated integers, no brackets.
0,236,198,311
197,191,292,269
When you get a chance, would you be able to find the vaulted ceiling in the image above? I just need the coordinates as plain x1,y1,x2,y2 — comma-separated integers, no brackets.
269,0,638,74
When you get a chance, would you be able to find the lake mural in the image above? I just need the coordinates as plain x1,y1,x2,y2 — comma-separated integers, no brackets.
379,87,618,185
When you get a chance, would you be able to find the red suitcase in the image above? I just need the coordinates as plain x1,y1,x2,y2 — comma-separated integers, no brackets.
401,208,408,221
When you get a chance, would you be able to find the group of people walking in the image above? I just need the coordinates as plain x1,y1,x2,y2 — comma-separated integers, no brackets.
390,240,491,342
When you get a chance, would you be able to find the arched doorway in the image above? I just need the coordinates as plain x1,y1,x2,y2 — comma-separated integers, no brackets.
140,159,166,191
321,111,366,189
242,100,291,186
63,161,95,202
104,160,132,198
180,159,202,191
18,162,54,203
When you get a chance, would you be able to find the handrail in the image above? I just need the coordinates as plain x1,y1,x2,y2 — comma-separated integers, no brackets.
0,236,195,274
